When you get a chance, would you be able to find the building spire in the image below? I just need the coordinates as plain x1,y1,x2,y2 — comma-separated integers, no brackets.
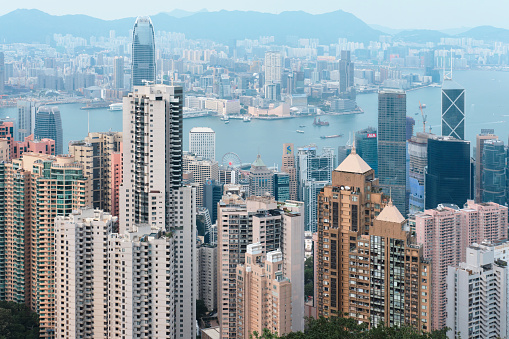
351,131,357,155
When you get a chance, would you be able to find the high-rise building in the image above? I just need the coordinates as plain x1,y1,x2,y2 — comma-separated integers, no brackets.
119,84,196,338
217,196,305,338
408,132,433,214
16,100,37,141
264,51,282,86
415,201,508,330
316,149,431,330
184,153,219,207
425,135,471,209
12,134,55,159
273,172,290,202
355,127,378,175
378,90,407,215
113,56,124,89
296,145,335,230
338,50,354,93
34,106,63,155
203,179,223,225
189,127,215,161
69,132,123,214
249,154,274,197
131,17,155,88
482,139,506,205
235,245,293,338
0,52,4,94
198,244,217,312
1,153,91,337
281,143,298,200
446,241,509,339
442,80,465,140
475,130,498,202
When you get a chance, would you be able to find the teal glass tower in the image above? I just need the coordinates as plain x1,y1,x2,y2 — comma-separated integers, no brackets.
131,16,155,88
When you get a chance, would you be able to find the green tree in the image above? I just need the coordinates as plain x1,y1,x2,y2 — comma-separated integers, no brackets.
0,301,39,339
304,256,314,299
196,299,208,320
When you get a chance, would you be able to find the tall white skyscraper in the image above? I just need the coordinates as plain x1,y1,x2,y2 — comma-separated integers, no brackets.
189,127,215,161
120,84,196,338
113,56,124,89
16,100,37,141
264,51,282,85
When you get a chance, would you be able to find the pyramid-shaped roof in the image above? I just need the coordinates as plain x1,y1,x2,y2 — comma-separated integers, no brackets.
335,148,371,174
252,154,266,167
376,200,405,223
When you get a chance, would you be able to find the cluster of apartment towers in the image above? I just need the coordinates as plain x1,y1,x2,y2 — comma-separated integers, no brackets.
0,15,508,339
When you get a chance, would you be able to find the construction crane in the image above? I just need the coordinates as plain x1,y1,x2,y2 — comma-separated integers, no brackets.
419,101,427,132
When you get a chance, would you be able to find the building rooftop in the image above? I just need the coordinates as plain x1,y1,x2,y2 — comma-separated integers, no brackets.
251,154,266,167
190,127,215,133
335,147,371,174
376,199,405,223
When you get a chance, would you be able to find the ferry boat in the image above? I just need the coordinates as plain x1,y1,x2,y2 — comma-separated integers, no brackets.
320,134,343,139
109,103,123,111
243,116,251,122
296,130,305,133
299,125,306,127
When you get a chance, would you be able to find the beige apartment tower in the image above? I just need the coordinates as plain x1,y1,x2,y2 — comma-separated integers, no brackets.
236,244,292,338
281,143,298,200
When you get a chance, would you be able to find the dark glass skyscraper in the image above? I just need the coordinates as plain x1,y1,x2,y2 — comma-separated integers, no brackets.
378,90,407,215
425,136,471,209
34,106,63,155
131,16,155,88
482,139,506,205
355,127,378,175
442,80,465,140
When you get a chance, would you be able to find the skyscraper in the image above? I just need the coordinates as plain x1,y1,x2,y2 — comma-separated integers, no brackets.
119,84,196,338
355,127,378,175
189,127,215,161
183,153,219,207
113,56,124,89
16,100,37,141
482,139,506,205
131,16,155,88
273,172,290,202
0,52,4,94
338,50,354,93
425,136,471,209
34,106,63,155
408,132,433,214
264,51,282,86
378,90,407,215
442,80,465,140
475,130,498,202
281,143,298,200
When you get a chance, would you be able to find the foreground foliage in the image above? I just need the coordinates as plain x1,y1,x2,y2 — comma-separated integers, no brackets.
0,301,39,339
251,315,447,339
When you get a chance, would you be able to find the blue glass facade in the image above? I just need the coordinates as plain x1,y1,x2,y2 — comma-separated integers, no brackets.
34,106,63,155
131,17,155,88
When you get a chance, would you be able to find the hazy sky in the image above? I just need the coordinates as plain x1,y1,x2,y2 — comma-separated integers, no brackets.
0,0,505,30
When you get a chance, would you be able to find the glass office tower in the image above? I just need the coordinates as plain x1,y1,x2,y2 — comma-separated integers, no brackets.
131,16,155,88
442,80,465,140
34,106,63,155
378,90,407,215
482,139,506,205
425,136,471,209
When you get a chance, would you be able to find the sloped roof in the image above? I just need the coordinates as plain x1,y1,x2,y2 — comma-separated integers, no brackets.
376,200,405,223
252,154,266,167
335,149,371,174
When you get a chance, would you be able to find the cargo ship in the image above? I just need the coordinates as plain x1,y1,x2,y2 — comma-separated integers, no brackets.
296,130,305,133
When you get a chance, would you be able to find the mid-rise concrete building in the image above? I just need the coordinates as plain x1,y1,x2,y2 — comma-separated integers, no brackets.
249,155,274,197
12,134,55,159
189,127,215,161
236,244,292,338
281,143,298,200
446,242,509,339
184,153,219,207
415,200,508,330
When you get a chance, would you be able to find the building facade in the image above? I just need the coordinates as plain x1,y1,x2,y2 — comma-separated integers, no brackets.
442,80,465,140
16,100,37,141
189,127,215,161
281,143,298,200
408,132,433,214
378,90,407,215
248,155,273,197
475,131,498,202
482,139,506,205
131,17,156,88
183,153,219,207
34,106,63,155
198,244,217,312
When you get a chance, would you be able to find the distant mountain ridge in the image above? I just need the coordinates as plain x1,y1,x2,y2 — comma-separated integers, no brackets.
0,9,381,44
1,9,509,45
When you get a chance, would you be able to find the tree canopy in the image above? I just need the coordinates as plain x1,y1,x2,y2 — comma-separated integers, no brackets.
0,301,39,339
